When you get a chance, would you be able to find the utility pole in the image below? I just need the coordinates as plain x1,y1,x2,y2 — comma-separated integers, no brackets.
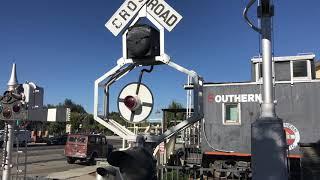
244,0,288,179
2,64,18,180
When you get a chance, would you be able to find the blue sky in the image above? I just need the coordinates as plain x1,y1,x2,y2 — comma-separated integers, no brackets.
0,0,319,118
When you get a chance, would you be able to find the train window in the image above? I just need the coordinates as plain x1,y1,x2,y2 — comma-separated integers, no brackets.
255,63,263,82
292,61,308,78
223,103,241,125
96,136,101,144
258,63,263,79
275,61,290,81
89,136,96,144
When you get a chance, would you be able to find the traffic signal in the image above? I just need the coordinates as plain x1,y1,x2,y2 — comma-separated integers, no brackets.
126,24,160,64
0,91,27,121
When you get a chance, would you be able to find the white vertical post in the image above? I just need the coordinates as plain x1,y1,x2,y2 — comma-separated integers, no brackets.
260,1,275,118
251,1,288,180
2,122,14,180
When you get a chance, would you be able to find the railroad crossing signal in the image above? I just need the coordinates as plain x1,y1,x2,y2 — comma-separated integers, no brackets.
94,0,203,147
0,64,70,122
0,91,27,121
105,0,182,36
146,0,182,32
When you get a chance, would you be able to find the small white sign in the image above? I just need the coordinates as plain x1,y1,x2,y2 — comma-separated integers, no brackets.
106,0,148,36
159,142,165,154
146,0,182,32
47,109,57,122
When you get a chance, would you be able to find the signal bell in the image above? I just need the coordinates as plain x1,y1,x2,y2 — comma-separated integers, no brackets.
126,24,160,65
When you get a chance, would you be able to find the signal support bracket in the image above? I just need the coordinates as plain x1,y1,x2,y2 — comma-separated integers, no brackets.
98,0,201,146
94,54,203,145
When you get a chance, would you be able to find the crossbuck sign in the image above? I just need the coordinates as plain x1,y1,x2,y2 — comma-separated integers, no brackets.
106,0,183,36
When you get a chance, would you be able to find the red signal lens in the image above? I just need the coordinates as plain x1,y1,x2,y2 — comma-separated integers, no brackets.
3,107,12,119
13,104,21,113
124,96,137,110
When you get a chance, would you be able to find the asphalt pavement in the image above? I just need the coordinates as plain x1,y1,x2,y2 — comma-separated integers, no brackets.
0,136,123,179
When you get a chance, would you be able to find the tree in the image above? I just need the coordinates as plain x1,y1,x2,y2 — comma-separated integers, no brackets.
26,98,119,135
109,111,132,127
63,99,86,114
47,121,65,135
165,101,185,128
41,99,87,134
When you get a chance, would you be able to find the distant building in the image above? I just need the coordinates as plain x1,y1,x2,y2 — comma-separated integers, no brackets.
316,61,320,78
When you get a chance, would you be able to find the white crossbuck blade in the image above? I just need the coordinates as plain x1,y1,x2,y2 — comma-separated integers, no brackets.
106,0,182,36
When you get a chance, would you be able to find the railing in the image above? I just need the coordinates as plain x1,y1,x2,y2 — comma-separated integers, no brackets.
0,176,48,180
157,165,249,180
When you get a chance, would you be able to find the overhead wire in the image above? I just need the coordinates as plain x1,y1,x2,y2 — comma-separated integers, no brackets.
243,0,261,33
202,118,234,153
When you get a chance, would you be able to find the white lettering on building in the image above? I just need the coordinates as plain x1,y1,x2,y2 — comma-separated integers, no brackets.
213,94,262,103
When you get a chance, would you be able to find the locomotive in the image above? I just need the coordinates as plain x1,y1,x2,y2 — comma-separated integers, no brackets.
194,53,320,178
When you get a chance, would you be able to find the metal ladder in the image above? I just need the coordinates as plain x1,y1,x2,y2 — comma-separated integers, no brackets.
14,127,28,180
1,123,9,172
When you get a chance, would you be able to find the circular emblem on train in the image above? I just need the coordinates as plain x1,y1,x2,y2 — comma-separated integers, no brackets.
283,123,300,150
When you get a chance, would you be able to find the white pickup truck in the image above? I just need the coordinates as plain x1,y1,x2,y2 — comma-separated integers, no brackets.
0,129,32,147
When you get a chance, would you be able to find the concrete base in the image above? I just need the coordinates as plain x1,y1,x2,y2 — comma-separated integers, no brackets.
251,117,288,180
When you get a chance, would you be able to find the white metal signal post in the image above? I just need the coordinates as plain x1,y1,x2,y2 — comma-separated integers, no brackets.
95,1,203,178
244,0,288,179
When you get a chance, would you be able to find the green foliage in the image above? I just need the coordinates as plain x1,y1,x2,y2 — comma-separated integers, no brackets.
63,99,86,114
166,101,185,128
47,121,66,135
163,170,189,180
62,99,112,134
109,111,132,128
168,101,184,110
69,112,84,133
47,99,85,134
109,112,124,124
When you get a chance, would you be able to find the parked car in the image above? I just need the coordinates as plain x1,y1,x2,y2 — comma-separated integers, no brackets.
46,134,68,145
64,134,113,164
0,129,32,147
